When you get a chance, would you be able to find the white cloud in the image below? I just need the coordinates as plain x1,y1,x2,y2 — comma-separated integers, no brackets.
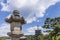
0,2,10,11
26,17,36,23
24,26,43,35
0,23,10,37
0,0,10,11
0,0,60,23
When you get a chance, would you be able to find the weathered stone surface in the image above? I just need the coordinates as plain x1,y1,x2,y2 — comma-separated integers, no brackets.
11,38,20,40
5,10,26,40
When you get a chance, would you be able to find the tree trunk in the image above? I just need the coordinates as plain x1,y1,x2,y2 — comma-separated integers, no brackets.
54,35,56,40
50,36,52,40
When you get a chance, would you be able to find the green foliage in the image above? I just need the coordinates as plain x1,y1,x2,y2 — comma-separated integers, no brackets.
38,34,44,40
42,17,60,40
25,35,35,40
0,37,6,40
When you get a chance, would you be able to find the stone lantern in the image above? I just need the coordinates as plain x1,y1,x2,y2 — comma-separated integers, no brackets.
5,10,26,40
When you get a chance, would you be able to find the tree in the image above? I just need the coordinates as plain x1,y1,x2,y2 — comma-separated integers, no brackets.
43,17,60,40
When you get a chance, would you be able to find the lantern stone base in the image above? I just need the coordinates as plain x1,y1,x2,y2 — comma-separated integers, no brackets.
7,32,23,40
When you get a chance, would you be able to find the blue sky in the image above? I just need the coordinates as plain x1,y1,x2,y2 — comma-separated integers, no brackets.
0,0,60,36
